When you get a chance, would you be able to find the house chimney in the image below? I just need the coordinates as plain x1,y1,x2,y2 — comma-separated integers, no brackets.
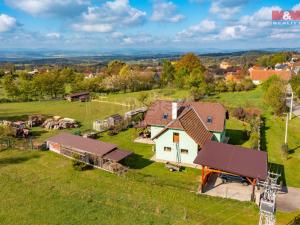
172,102,178,120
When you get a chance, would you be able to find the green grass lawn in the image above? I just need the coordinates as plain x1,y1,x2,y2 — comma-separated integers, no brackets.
0,149,297,225
0,88,300,224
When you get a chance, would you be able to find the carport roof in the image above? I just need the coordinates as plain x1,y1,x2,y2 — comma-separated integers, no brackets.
194,141,268,180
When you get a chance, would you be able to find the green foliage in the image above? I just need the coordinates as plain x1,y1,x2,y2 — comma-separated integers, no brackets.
257,52,291,67
161,60,175,86
33,70,66,99
262,75,283,91
215,80,227,92
264,80,286,115
241,79,255,91
2,74,20,99
175,53,205,74
249,132,259,149
72,153,88,171
290,74,300,98
0,125,15,139
107,60,126,75
187,68,208,100
174,68,189,88
0,69,5,78
226,81,236,92
137,92,149,106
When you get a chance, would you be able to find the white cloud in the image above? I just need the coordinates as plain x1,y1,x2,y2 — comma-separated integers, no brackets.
5,0,90,17
217,25,247,40
210,0,249,19
45,32,61,39
73,0,146,33
0,14,17,32
177,19,216,39
293,3,300,10
270,28,300,40
240,6,281,28
151,1,184,23
72,23,113,33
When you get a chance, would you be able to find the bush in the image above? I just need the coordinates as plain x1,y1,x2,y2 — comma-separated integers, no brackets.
241,79,255,91
235,83,243,92
249,132,259,149
233,107,246,120
264,81,286,115
226,81,236,92
72,153,88,171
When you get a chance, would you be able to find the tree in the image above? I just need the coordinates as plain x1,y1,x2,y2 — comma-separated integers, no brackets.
186,68,208,100
290,74,300,98
119,64,135,92
215,80,227,92
226,81,236,92
107,60,126,75
33,71,66,99
262,75,283,91
174,68,189,88
241,79,255,91
0,69,5,78
161,60,175,86
2,74,19,99
264,81,286,115
175,53,205,74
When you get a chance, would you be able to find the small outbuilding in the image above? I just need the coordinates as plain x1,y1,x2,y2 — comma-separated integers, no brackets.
66,92,90,102
47,133,132,174
194,140,268,200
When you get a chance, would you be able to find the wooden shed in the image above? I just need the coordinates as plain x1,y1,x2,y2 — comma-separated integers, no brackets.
47,133,132,174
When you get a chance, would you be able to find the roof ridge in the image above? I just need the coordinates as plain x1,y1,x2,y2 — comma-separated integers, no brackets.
186,106,209,131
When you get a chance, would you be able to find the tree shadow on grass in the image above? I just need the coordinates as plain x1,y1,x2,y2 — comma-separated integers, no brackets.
227,129,249,145
268,162,286,191
0,154,40,167
288,145,300,154
0,114,34,122
30,130,49,138
122,153,153,169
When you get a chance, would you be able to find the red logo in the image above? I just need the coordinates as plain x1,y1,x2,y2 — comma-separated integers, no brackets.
272,10,300,20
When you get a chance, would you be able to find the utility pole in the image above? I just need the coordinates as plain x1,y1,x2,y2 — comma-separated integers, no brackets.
285,113,288,145
289,91,293,120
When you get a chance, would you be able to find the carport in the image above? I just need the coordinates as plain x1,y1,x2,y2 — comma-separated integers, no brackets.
194,141,268,201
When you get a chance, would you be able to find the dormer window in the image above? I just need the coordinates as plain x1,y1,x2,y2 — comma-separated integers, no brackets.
163,113,168,119
207,116,213,123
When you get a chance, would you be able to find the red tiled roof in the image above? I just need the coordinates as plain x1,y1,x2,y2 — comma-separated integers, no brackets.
179,109,213,147
152,108,213,147
144,100,226,132
249,69,291,81
194,141,268,180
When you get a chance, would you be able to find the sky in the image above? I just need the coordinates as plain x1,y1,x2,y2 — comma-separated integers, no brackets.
0,0,300,51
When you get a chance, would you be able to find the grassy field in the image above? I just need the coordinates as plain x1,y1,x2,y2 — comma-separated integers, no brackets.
0,149,297,225
0,87,300,224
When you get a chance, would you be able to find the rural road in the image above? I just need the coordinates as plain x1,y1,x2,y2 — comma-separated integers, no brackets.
277,187,300,212
286,84,300,117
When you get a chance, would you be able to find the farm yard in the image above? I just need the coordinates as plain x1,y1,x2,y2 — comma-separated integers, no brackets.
0,87,300,224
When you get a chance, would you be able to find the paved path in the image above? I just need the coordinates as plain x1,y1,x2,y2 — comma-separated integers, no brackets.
277,187,300,212
203,174,300,212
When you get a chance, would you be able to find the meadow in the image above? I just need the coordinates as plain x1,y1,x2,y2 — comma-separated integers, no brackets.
0,87,300,224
